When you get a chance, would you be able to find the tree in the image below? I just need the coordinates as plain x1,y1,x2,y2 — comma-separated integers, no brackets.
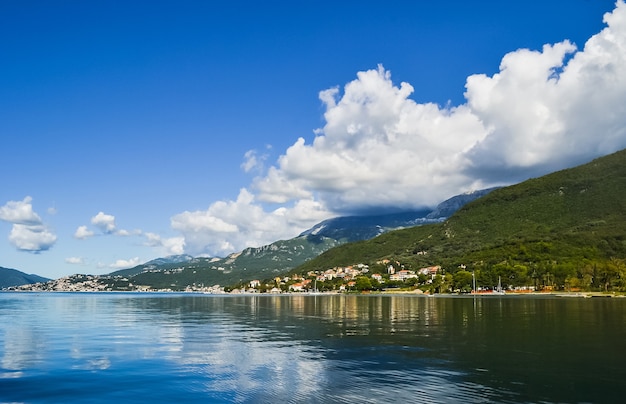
453,270,473,293
355,276,373,291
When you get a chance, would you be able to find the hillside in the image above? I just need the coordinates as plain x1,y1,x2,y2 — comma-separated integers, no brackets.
294,149,626,291
0,266,50,288
125,235,341,289
103,189,491,289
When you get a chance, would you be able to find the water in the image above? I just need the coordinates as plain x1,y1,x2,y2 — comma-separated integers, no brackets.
1,293,625,403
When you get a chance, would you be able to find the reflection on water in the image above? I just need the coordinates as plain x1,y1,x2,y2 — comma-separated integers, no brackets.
0,293,625,403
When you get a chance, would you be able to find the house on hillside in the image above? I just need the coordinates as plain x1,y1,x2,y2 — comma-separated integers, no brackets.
289,283,304,292
419,266,441,281
390,270,417,282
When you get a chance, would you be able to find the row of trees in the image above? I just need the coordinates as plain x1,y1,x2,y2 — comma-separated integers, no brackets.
228,256,626,294
466,257,626,292
344,257,626,293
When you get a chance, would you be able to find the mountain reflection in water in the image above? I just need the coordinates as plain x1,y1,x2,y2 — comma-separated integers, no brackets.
0,293,624,403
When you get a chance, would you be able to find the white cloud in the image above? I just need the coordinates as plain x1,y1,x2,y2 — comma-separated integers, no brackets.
74,225,95,240
171,188,331,256
144,232,186,255
76,213,137,239
115,229,142,237
0,196,42,226
109,257,141,269
241,150,264,173
464,2,626,179
171,1,626,257
257,2,626,207
8,224,57,252
255,65,486,211
65,257,85,265
0,197,57,252
91,212,116,234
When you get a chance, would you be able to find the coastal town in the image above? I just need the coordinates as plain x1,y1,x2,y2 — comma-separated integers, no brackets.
4,259,534,295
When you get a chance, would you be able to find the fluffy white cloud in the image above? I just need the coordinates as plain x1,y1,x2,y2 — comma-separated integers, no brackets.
109,257,141,269
9,224,57,252
144,232,186,255
255,66,486,211
91,211,116,234
0,196,42,225
74,225,95,239
0,197,57,252
77,213,137,239
465,3,626,179
173,1,626,257
257,2,626,208
171,188,331,256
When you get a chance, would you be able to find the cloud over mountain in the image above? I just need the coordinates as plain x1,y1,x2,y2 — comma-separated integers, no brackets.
171,189,330,256
170,1,626,257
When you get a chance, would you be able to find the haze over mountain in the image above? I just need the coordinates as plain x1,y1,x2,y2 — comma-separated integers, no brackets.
100,189,492,289
295,148,626,289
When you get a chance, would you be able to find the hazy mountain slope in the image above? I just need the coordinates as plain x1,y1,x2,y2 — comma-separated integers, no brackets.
126,235,340,289
300,209,433,242
0,266,50,288
109,254,195,277
102,188,496,289
425,187,500,219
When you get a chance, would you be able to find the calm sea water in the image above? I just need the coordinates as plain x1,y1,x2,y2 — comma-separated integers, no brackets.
0,293,625,403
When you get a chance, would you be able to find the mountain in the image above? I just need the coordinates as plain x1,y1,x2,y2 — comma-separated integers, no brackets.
300,209,434,242
424,187,499,219
300,188,496,242
109,254,195,277
109,235,341,289
0,266,50,288
100,189,494,290
293,148,626,288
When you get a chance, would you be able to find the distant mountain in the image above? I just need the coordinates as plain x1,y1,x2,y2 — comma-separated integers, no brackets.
111,235,340,289
109,254,195,277
300,189,496,242
0,266,50,288
144,254,195,266
99,189,494,290
425,188,500,219
300,209,433,242
293,148,626,289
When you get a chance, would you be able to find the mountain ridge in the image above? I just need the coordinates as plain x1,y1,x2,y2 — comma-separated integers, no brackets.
291,148,626,291
0,266,50,288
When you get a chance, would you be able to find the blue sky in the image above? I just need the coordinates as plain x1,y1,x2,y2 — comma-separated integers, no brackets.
1,0,625,279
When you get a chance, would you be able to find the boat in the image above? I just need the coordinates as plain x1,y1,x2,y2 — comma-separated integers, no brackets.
493,276,505,295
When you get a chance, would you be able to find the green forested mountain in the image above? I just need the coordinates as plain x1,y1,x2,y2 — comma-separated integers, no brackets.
294,149,626,291
124,235,341,289
0,266,50,288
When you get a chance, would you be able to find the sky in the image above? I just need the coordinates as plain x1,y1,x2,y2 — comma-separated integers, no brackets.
2,0,625,279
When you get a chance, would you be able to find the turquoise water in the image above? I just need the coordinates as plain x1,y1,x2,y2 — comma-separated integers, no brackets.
0,293,624,403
